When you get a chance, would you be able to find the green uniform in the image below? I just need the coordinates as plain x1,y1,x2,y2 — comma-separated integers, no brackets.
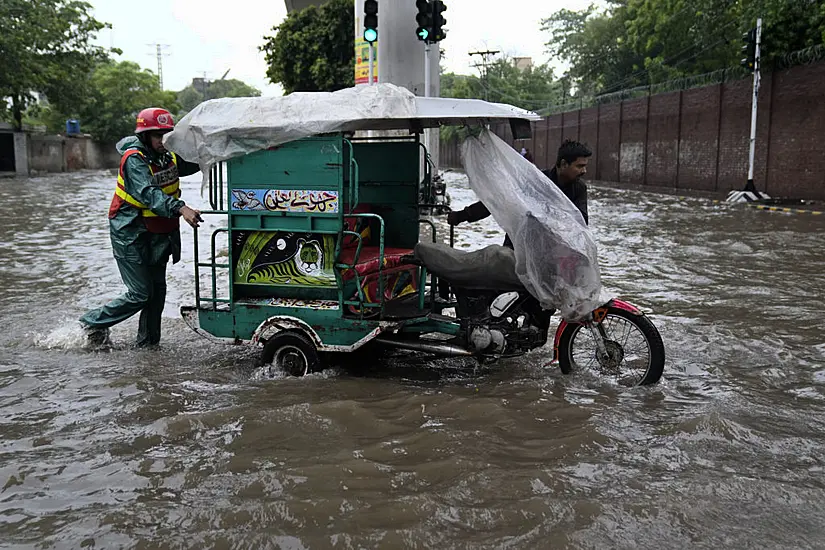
80,135,200,346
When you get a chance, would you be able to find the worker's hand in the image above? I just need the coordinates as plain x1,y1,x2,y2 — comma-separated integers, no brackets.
447,210,464,226
180,205,203,228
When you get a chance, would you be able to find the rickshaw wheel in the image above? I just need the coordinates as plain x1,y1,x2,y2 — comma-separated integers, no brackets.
260,331,320,377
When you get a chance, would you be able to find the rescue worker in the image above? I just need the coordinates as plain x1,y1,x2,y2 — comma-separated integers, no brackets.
447,139,592,247
79,107,202,348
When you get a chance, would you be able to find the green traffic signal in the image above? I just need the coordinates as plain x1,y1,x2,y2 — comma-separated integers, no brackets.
363,0,378,43
417,28,429,40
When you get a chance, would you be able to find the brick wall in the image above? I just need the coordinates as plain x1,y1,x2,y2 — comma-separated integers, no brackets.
440,60,825,200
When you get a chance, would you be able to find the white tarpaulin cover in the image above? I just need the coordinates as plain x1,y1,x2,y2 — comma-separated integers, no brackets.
462,130,605,320
164,83,540,168
164,84,416,168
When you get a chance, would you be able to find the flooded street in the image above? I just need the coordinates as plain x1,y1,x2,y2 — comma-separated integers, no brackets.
1,169,825,549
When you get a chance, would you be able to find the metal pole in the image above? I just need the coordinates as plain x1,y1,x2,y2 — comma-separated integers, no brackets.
423,42,431,206
424,42,431,97
368,42,375,85
745,17,762,192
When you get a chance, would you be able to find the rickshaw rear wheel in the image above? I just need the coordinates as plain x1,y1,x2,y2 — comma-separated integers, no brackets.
261,331,320,377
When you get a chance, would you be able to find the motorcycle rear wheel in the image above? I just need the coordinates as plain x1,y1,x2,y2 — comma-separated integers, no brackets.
557,306,665,386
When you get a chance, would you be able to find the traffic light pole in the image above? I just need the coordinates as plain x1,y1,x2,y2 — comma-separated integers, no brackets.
745,17,763,193
424,42,431,97
369,43,375,85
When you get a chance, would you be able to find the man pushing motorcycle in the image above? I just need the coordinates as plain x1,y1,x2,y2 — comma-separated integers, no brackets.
447,139,592,246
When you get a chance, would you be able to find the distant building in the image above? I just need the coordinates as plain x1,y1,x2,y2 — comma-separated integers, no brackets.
191,78,208,94
512,57,533,72
284,0,326,12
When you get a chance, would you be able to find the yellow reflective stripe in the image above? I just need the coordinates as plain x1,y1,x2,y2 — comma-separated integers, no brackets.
115,185,148,209
160,180,180,194
115,151,181,217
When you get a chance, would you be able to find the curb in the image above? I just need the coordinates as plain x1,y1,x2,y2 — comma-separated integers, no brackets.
746,203,824,215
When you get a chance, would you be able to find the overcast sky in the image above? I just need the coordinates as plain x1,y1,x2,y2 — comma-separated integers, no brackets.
88,0,596,96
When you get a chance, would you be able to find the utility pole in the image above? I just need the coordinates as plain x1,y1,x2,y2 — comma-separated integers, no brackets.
745,18,763,195
147,43,170,90
469,50,499,101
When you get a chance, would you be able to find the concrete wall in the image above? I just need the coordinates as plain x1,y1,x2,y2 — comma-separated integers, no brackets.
440,60,825,200
14,132,29,174
26,135,119,174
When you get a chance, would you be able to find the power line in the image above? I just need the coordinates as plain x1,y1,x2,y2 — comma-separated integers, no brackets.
469,50,499,101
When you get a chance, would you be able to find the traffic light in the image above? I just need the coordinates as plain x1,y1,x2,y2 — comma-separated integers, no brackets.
415,0,432,42
431,1,447,42
364,0,378,43
741,27,757,71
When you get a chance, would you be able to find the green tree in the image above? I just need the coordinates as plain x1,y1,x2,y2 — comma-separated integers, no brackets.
544,0,825,96
443,59,560,111
176,78,260,114
542,4,646,95
440,72,483,100
205,79,261,99
0,0,110,130
78,61,178,143
177,86,204,113
740,0,825,62
260,0,354,93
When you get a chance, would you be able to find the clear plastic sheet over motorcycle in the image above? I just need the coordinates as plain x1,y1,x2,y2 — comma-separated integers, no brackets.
461,129,607,320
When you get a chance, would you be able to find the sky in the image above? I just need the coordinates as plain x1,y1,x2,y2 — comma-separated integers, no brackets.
87,0,596,96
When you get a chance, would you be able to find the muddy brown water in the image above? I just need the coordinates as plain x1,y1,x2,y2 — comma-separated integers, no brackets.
1,170,824,549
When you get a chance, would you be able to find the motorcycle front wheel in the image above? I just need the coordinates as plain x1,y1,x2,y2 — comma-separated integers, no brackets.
557,306,665,386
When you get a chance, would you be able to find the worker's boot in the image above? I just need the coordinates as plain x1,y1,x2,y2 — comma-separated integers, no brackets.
81,323,110,349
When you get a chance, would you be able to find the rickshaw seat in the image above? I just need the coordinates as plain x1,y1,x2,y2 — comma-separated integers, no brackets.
338,246,413,280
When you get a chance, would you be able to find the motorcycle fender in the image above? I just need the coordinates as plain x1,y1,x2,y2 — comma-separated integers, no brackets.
551,299,643,361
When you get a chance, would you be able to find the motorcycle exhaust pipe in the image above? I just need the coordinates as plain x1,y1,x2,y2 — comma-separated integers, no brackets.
373,336,475,357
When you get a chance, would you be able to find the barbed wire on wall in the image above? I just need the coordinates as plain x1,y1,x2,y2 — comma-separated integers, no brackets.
775,43,825,70
538,44,824,116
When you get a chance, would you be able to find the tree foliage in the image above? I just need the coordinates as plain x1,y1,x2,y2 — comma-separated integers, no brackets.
441,58,560,111
260,0,354,93
75,61,178,143
543,0,825,95
542,5,644,96
28,61,177,142
176,79,261,113
0,0,110,130
440,59,561,141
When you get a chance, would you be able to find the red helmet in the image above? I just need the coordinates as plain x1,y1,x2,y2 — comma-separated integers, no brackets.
135,107,174,134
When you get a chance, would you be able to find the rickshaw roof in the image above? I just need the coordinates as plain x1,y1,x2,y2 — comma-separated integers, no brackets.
164,83,541,168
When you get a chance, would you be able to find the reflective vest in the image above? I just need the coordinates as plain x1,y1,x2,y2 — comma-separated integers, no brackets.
109,149,181,234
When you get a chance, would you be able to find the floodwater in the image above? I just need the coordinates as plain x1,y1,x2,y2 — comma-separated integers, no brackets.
1,169,824,549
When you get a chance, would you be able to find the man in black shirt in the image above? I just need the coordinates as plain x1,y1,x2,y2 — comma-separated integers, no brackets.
447,139,592,248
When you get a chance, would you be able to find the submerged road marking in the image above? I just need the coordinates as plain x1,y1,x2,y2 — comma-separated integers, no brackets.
747,204,824,215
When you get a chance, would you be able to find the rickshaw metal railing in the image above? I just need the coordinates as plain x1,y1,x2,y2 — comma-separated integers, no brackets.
333,212,386,317
193,223,230,310
346,140,359,214
193,162,230,311
208,163,225,212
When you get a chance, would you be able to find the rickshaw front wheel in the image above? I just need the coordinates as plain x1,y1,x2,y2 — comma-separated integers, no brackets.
260,331,320,377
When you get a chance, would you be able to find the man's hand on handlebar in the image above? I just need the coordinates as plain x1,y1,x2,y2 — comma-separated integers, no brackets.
447,210,464,226
180,205,203,228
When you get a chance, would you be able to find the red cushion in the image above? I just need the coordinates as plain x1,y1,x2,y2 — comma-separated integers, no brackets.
339,246,413,280
342,205,373,249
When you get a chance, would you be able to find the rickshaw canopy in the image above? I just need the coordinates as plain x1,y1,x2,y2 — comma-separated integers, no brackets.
163,83,541,168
